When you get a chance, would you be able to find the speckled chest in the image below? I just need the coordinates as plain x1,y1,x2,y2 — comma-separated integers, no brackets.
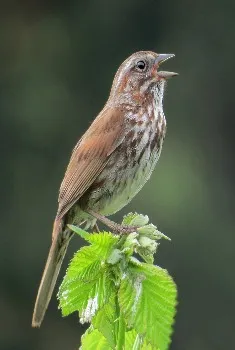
85,99,167,216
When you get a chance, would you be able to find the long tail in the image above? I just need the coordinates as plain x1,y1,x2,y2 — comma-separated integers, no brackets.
32,219,72,327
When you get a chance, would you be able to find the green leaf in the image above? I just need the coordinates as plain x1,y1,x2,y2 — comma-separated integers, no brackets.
68,225,91,241
107,248,123,265
60,247,102,286
58,232,118,319
137,225,171,241
122,212,149,226
68,227,119,248
137,246,154,264
81,327,112,350
59,232,118,283
92,292,117,348
125,329,159,350
86,231,119,246
59,266,114,320
92,294,161,350
119,264,177,350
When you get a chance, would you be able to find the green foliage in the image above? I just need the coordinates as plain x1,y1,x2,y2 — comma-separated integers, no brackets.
58,213,177,350
81,328,111,350
58,231,118,318
119,264,176,349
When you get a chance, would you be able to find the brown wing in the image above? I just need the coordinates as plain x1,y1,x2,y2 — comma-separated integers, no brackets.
56,107,126,219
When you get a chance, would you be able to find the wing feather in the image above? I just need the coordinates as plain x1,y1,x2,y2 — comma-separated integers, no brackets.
56,107,126,219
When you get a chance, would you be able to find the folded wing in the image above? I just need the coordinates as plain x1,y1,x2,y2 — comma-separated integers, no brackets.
56,107,126,220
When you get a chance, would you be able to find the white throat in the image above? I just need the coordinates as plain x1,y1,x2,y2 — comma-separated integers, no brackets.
153,80,165,110
150,81,166,126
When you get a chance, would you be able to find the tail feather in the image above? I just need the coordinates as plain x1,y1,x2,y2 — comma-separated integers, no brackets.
32,220,72,328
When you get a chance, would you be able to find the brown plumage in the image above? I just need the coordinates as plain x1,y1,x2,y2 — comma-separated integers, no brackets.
57,108,126,220
32,51,177,327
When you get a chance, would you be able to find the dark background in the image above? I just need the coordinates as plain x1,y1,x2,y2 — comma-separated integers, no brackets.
1,0,235,349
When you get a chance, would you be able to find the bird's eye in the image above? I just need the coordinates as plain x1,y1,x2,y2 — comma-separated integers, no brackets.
136,60,146,72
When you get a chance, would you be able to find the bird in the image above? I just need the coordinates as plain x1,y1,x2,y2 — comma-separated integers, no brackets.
32,50,177,327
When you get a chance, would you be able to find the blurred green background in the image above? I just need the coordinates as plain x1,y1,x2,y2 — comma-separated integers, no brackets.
1,0,235,349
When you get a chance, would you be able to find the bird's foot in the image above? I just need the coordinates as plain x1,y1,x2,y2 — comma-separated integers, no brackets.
86,209,138,234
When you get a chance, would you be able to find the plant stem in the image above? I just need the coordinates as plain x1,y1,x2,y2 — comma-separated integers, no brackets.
116,312,125,350
133,334,143,350
116,295,125,350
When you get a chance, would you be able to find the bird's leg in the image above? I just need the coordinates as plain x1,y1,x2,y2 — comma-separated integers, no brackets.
94,223,100,232
86,209,138,234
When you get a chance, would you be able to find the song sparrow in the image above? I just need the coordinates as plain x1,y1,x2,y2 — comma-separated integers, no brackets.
32,51,177,327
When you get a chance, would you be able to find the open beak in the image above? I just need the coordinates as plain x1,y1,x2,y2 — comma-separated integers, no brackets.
155,53,178,79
